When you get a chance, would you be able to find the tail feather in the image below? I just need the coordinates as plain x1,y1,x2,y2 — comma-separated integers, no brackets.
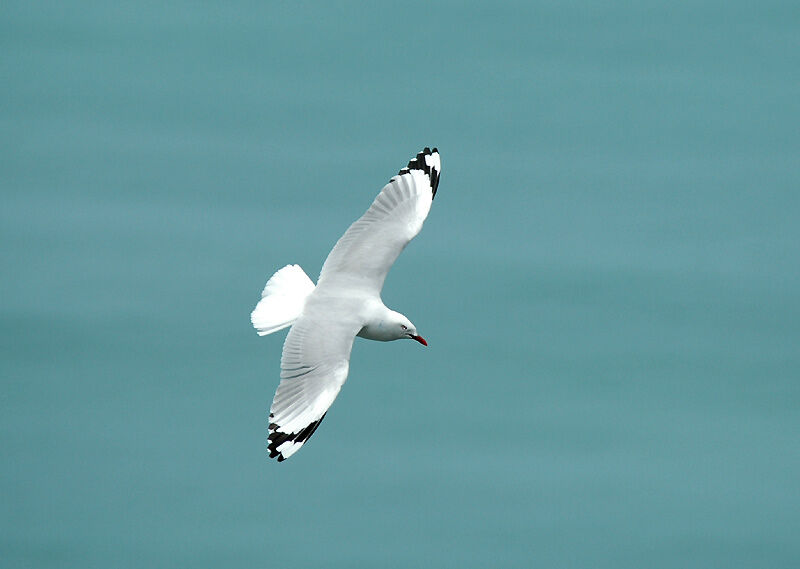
251,264,315,336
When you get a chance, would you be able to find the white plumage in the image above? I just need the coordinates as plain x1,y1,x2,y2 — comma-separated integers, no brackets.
252,148,441,461
251,264,315,336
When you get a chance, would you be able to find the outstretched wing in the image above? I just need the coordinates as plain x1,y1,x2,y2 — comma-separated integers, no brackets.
267,307,362,461
317,147,441,297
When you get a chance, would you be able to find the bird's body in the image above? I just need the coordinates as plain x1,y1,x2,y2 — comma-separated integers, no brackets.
251,148,441,461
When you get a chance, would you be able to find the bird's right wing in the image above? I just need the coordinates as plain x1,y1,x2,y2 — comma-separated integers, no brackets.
316,148,441,297
267,309,362,461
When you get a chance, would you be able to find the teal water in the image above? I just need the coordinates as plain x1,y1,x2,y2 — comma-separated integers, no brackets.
2,1,799,567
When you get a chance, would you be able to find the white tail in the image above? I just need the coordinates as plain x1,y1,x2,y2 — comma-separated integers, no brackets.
251,264,316,336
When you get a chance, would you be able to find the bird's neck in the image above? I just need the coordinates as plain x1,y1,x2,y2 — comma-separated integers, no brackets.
357,302,400,342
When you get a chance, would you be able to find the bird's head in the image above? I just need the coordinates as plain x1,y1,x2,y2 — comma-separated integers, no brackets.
394,313,427,346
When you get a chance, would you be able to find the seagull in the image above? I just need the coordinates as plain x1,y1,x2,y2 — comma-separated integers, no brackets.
251,147,441,461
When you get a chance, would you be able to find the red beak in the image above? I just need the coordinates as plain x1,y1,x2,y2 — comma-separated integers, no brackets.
410,335,428,346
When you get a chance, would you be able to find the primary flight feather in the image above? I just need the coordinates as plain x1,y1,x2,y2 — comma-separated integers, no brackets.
251,148,441,461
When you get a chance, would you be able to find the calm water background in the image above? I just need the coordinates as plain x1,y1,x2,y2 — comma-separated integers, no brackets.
2,1,799,567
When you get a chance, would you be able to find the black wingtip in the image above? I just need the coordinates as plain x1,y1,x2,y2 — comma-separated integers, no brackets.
267,412,328,462
397,147,441,199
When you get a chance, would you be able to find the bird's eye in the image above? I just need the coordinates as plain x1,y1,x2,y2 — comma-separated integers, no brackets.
400,324,407,330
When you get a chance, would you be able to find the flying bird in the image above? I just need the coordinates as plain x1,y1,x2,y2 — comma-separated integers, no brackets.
251,147,441,461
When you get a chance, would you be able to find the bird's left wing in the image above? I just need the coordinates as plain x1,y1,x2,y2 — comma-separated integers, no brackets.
267,307,362,461
316,147,441,297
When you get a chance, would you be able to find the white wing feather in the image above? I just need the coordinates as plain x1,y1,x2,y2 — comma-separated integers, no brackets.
317,148,440,296
267,303,362,461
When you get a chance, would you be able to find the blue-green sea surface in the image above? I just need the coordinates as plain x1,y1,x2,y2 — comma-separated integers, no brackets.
2,1,799,568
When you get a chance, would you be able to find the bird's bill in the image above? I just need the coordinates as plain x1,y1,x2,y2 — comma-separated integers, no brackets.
410,334,428,346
